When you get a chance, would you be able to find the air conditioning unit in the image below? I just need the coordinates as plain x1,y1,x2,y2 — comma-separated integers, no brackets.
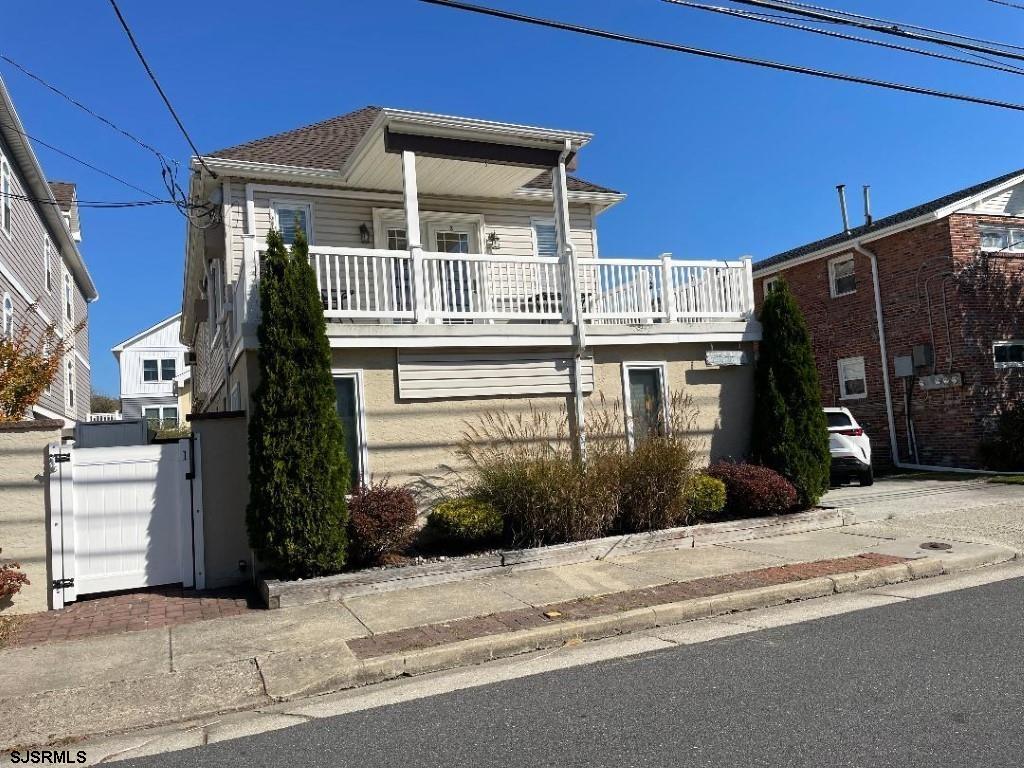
185,351,197,365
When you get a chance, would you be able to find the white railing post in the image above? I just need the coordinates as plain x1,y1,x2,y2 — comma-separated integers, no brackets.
660,253,677,323
742,256,754,317
402,150,428,323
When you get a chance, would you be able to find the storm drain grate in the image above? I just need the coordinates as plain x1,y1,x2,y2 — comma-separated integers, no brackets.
919,541,953,551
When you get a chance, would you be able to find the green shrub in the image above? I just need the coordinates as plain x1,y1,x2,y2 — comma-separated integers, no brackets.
611,433,698,533
751,279,831,508
428,498,503,545
979,400,1024,471
684,474,727,522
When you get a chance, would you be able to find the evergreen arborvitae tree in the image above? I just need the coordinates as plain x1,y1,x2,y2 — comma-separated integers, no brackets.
751,279,831,508
247,228,350,577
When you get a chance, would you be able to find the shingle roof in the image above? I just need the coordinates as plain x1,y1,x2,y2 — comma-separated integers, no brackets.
206,106,619,195
48,180,76,211
757,166,1024,272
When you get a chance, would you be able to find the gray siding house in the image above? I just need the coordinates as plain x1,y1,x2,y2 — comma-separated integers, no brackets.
0,75,97,424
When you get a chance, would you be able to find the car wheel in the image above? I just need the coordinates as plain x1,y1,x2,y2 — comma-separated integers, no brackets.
859,467,874,487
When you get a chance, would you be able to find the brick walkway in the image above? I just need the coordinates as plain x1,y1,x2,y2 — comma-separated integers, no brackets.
349,553,907,659
7,585,260,647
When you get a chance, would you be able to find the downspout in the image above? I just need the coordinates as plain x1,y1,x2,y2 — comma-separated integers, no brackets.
851,242,901,467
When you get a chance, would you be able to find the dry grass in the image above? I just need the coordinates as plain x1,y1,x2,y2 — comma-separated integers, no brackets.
0,615,22,649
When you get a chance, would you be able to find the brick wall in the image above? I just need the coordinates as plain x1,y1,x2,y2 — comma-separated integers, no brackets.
755,214,1024,469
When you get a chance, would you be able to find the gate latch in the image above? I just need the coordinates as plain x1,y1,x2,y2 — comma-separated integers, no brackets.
52,578,75,589
53,453,71,464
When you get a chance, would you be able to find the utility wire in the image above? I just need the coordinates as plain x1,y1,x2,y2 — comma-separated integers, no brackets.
0,191,175,209
664,0,1024,76
988,0,1024,10
725,0,1024,63
106,0,216,178
419,0,1024,113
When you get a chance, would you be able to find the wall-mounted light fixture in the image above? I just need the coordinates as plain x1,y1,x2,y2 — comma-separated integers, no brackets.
359,223,372,244
486,231,502,252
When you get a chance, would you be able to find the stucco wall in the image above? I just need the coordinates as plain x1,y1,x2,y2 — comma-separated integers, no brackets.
0,421,62,615
332,342,754,494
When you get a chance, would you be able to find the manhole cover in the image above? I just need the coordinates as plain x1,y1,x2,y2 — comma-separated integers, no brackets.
919,542,953,551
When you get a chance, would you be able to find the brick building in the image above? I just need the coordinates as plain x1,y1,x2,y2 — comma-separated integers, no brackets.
753,171,1024,470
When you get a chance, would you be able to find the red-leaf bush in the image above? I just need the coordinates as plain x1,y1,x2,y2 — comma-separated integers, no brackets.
0,549,29,601
347,480,418,566
705,461,798,519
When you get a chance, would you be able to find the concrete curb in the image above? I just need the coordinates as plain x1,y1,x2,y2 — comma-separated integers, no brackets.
2,545,1014,753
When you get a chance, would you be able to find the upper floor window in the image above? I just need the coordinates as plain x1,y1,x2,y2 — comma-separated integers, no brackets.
993,340,1024,368
206,259,223,336
271,201,312,246
763,275,781,296
64,270,73,323
44,238,53,292
979,225,1024,252
2,294,13,339
828,254,856,298
532,219,558,257
386,227,408,251
66,359,75,411
838,356,867,399
161,358,176,380
143,359,159,382
1,155,12,238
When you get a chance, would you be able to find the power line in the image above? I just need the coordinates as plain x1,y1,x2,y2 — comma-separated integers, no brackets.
988,0,1024,10
419,0,1024,113
725,0,1024,63
106,0,216,178
0,191,174,209
663,0,1024,76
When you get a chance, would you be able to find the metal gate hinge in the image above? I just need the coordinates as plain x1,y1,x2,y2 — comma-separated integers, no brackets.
52,577,75,589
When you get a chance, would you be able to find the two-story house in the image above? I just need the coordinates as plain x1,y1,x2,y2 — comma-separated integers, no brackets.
0,76,97,424
111,312,188,427
180,106,760,490
753,172,1024,470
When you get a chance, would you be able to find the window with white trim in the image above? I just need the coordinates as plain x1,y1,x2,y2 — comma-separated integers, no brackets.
979,225,1024,252
272,201,312,246
230,382,241,411
66,359,75,411
64,269,73,323
333,373,366,488
2,294,13,339
143,359,159,382
206,259,223,339
993,340,1024,368
828,255,856,297
44,237,53,292
0,154,11,237
143,405,178,429
837,356,867,399
763,275,781,296
160,358,176,381
623,362,669,448
532,218,557,257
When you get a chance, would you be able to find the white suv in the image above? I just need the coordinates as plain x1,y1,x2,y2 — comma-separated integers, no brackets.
824,407,873,486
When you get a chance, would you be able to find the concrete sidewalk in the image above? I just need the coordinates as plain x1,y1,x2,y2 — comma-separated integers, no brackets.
0,516,1017,754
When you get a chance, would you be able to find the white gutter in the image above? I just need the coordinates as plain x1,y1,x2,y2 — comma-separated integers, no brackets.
852,242,901,467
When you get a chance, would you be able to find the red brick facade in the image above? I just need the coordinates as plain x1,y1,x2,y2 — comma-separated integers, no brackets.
755,214,1024,469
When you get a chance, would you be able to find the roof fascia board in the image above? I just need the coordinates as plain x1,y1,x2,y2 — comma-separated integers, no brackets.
111,312,182,353
380,108,593,148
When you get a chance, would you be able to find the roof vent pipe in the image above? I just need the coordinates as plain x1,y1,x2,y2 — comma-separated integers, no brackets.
836,184,851,234
863,184,873,226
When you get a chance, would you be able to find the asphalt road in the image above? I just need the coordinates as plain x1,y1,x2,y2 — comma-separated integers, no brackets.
122,577,1024,768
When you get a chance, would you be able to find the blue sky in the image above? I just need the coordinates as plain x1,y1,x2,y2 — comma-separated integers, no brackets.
3,0,1024,395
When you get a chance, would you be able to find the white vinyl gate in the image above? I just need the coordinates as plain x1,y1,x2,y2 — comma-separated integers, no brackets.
47,438,206,609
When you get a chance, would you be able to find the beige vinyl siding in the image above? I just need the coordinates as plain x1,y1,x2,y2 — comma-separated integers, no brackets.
397,350,594,399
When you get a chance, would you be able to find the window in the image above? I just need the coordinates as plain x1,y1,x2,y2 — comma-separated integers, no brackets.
828,255,856,297
230,382,241,411
143,405,178,429
272,201,312,246
623,363,668,448
160,358,176,381
979,225,1024,252
66,359,75,411
1,155,11,237
44,238,53,292
143,359,159,382
532,218,558,257
1,294,12,339
333,373,366,489
763,276,781,296
386,227,408,251
64,270,73,323
838,356,867,400
993,340,1024,368
206,259,223,340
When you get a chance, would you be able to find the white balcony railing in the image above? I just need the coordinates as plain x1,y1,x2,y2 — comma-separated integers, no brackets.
234,237,754,331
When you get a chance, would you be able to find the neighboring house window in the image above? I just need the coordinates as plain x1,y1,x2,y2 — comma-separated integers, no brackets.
161,358,176,381
533,219,558,257
66,360,75,411
64,270,73,322
272,201,312,246
763,276,781,296
206,259,223,339
979,225,1024,252
143,405,178,429
333,372,366,489
2,294,13,338
828,255,856,297
229,382,241,410
623,362,668,448
838,356,867,399
44,238,53,292
143,359,159,382
0,154,11,237
993,340,1024,368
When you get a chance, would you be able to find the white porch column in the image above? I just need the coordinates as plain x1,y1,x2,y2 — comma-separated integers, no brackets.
402,150,428,323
